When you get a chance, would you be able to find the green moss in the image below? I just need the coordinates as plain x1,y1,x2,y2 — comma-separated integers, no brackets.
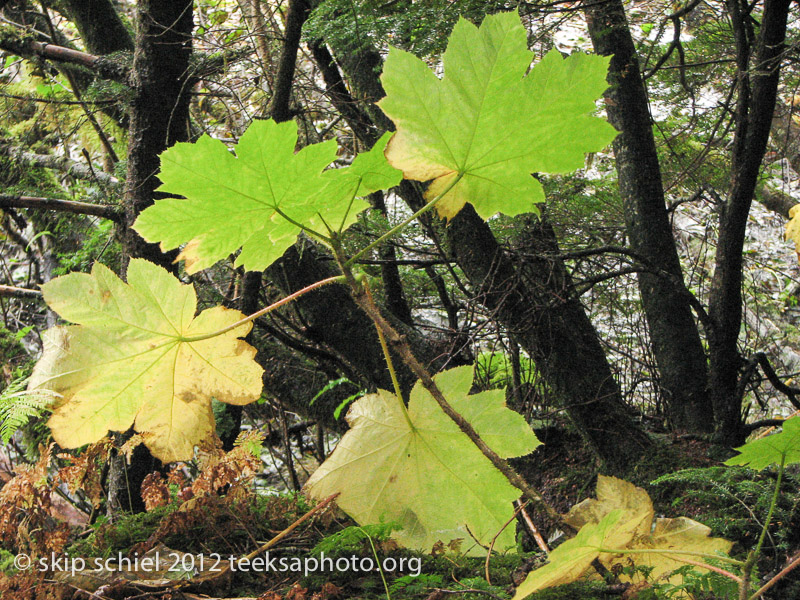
524,581,614,599
67,505,177,559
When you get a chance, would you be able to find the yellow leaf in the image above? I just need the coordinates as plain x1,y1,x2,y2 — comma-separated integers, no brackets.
28,259,264,462
785,204,800,259
513,476,733,599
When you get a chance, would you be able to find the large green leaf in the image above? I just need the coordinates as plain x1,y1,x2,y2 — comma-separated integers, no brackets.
378,10,616,221
725,417,800,469
28,259,264,462
512,511,624,599
133,121,400,273
304,365,540,555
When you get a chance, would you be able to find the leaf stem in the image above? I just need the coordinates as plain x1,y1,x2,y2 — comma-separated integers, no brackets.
273,206,332,245
740,457,785,600
338,178,362,235
344,172,464,267
749,551,800,600
363,278,414,430
179,275,346,343
666,555,743,583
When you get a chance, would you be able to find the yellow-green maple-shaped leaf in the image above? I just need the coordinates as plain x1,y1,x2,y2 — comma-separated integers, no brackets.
512,511,624,599
304,365,540,555
725,417,800,469
27,259,264,462
611,516,733,590
378,11,616,221
564,475,653,540
133,122,400,274
515,477,733,599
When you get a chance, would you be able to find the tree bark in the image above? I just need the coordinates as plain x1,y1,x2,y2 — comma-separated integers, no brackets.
585,0,711,432
60,0,134,55
108,0,194,513
448,208,652,473
323,38,653,471
121,0,193,273
708,0,791,445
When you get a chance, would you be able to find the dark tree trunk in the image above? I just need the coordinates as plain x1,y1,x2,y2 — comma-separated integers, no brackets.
708,0,791,445
60,0,134,55
448,208,653,473
121,0,192,273
268,241,447,394
109,0,194,513
323,36,653,472
585,0,711,432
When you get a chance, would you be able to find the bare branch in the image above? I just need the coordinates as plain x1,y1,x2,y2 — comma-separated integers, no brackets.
0,195,122,220
0,143,119,186
0,38,128,82
0,285,42,300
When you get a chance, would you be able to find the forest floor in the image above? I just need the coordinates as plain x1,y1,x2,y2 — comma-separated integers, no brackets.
2,426,798,600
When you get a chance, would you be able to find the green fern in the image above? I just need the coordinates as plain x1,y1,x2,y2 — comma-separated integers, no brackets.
0,375,59,444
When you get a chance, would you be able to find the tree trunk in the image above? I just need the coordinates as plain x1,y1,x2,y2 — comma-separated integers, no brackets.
109,0,194,513
585,0,711,433
121,0,193,273
708,0,791,445
319,36,653,472
448,207,653,473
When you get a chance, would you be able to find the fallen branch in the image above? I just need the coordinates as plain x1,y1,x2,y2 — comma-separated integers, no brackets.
0,195,121,220
0,285,42,299
0,143,119,186
0,39,128,82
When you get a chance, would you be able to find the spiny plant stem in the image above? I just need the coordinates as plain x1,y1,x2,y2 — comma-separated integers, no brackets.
749,551,800,600
179,275,345,343
344,172,464,268
363,278,414,430
740,458,785,600
666,556,742,584
336,256,560,522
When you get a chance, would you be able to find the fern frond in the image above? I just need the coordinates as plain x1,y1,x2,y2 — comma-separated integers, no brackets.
0,377,60,444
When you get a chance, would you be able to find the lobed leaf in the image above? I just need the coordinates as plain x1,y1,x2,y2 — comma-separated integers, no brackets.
133,122,400,273
512,511,623,599
514,476,732,599
378,10,616,221
28,259,264,462
725,417,800,470
304,365,540,555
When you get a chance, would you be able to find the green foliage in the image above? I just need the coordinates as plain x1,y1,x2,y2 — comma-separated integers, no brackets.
0,547,17,575
311,522,399,556
389,573,444,596
305,0,509,57
725,418,800,470
379,11,616,221
67,506,176,559
305,366,541,555
309,377,366,419
474,350,536,391
0,375,57,445
53,219,120,275
134,124,400,273
654,563,741,600
651,466,800,553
